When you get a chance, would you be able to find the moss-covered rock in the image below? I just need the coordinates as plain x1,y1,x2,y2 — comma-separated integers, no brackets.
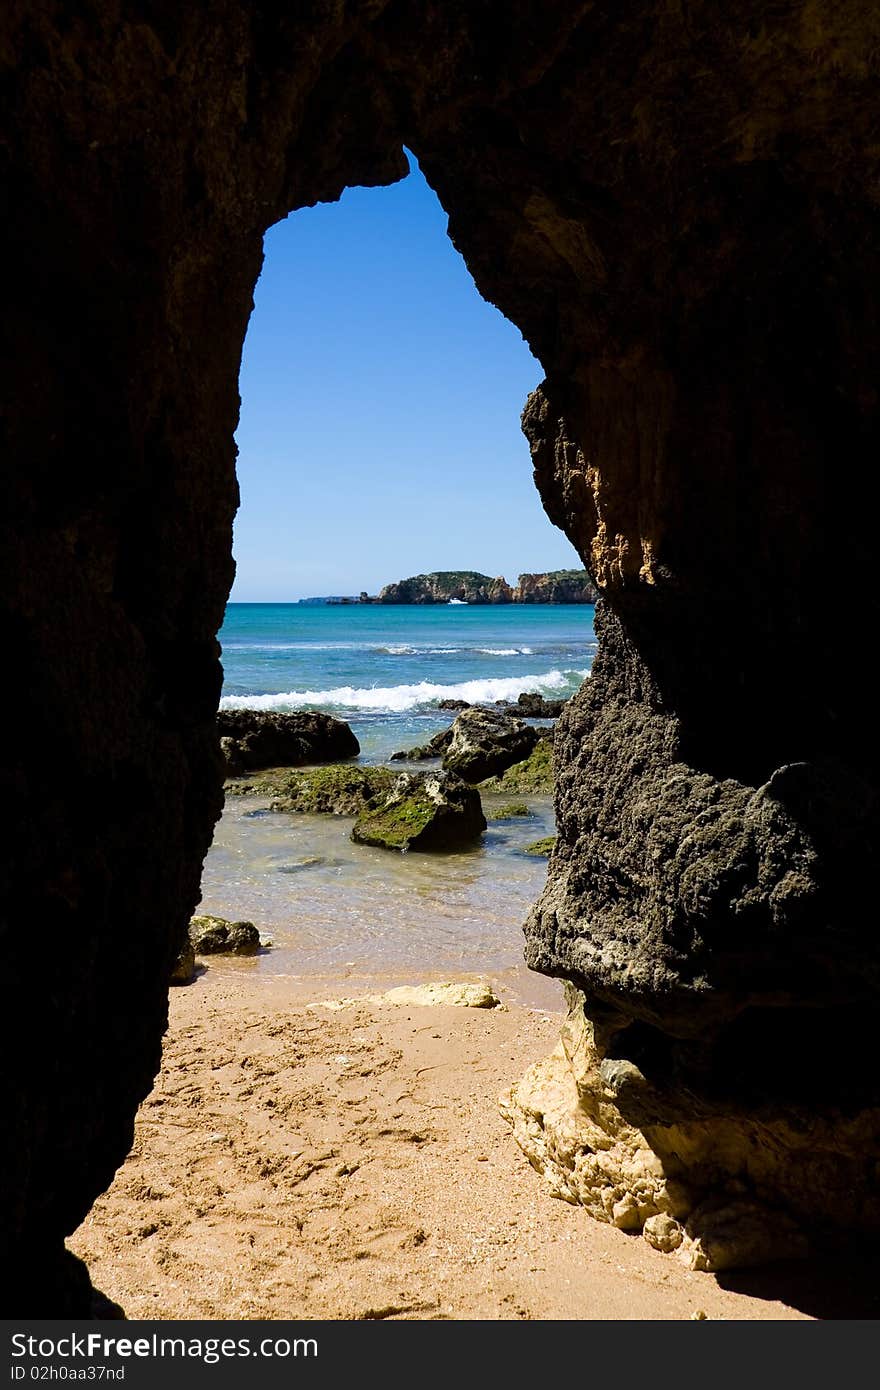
480,737,554,794
189,914,261,956
351,770,486,852
521,836,556,857
228,763,397,814
486,801,532,820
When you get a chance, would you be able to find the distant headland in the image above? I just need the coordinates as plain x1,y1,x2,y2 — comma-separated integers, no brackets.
298,569,598,606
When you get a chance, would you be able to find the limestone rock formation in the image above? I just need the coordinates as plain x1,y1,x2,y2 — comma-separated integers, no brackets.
377,571,512,604
351,770,486,851
189,914,261,956
217,710,359,774
500,984,872,1270
3,0,880,1312
376,569,597,603
512,571,598,604
441,707,537,783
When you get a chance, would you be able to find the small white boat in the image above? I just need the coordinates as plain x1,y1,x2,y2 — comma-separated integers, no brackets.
448,598,468,605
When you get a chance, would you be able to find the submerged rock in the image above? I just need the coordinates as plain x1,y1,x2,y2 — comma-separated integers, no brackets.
189,914,261,956
218,710,359,775
486,801,532,820
479,737,554,794
441,706,537,783
521,835,556,856
351,770,486,852
438,698,470,711
265,763,396,815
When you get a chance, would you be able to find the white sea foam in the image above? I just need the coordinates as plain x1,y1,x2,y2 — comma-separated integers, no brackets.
225,641,371,652
219,667,589,715
477,647,534,656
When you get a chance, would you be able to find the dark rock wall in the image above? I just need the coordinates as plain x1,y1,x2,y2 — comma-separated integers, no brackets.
1,2,878,1307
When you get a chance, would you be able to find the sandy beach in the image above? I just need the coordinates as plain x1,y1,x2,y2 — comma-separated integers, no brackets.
66,968,863,1322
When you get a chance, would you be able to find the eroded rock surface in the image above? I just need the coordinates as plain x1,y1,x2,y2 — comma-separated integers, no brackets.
3,0,880,1311
502,985,880,1269
351,771,486,852
442,707,537,783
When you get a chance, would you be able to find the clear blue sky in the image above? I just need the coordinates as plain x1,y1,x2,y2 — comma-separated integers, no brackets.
231,153,582,600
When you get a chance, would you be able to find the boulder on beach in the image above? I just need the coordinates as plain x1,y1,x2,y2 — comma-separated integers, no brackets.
351,770,486,852
516,691,567,718
189,914,261,955
441,706,537,783
265,764,397,815
217,709,359,775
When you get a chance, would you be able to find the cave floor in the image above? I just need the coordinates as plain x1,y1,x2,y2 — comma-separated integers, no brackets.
69,972,864,1320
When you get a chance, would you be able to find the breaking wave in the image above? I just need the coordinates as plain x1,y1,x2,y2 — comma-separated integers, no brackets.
219,667,589,716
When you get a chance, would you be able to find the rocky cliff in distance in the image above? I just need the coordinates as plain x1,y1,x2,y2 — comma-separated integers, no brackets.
514,570,598,603
376,569,598,603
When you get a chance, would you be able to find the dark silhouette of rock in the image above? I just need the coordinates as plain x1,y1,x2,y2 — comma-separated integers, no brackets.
351,771,486,851
217,710,359,774
169,938,196,985
441,707,537,783
438,699,471,711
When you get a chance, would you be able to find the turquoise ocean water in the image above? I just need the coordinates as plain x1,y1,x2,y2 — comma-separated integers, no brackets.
219,602,596,760
199,603,596,1006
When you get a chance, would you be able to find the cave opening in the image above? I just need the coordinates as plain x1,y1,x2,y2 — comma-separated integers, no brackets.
199,151,592,1010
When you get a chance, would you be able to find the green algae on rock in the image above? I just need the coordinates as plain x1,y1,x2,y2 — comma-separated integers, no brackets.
486,801,532,820
351,770,486,852
228,763,397,814
480,737,554,794
522,836,556,856
189,914,261,956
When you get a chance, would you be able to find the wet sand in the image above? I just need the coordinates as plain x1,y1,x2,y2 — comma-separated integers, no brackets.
69,970,819,1321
